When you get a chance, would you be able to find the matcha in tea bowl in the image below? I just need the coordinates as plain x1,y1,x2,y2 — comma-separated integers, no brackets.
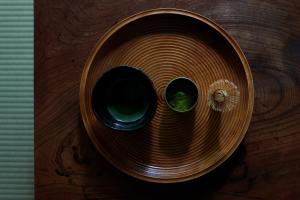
165,77,199,113
92,66,157,131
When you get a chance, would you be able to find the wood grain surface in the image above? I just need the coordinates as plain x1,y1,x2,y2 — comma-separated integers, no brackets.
79,9,254,183
35,0,300,199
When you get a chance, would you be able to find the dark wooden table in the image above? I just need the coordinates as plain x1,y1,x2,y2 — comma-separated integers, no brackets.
35,1,300,199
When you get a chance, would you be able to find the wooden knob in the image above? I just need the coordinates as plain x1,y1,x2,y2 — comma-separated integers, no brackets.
213,90,228,103
208,79,240,112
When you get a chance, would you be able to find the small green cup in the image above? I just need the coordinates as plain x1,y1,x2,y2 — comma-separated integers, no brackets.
165,77,199,113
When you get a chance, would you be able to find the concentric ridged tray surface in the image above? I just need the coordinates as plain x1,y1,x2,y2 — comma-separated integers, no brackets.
80,9,254,183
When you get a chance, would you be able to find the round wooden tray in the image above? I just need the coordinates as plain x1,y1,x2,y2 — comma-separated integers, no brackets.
80,8,254,183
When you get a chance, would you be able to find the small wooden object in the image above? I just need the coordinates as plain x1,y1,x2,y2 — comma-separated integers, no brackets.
208,79,241,112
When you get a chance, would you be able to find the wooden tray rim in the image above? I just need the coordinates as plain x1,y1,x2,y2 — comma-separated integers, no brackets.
79,8,254,183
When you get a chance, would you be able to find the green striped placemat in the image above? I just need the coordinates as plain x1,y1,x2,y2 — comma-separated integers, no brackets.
0,0,34,199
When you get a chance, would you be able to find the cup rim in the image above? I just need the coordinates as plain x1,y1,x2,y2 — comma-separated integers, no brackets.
164,77,199,113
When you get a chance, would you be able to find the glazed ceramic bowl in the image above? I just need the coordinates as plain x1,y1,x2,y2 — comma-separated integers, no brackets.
92,66,157,131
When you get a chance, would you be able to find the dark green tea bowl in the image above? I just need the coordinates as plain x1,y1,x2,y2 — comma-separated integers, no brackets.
165,77,199,113
92,66,157,131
